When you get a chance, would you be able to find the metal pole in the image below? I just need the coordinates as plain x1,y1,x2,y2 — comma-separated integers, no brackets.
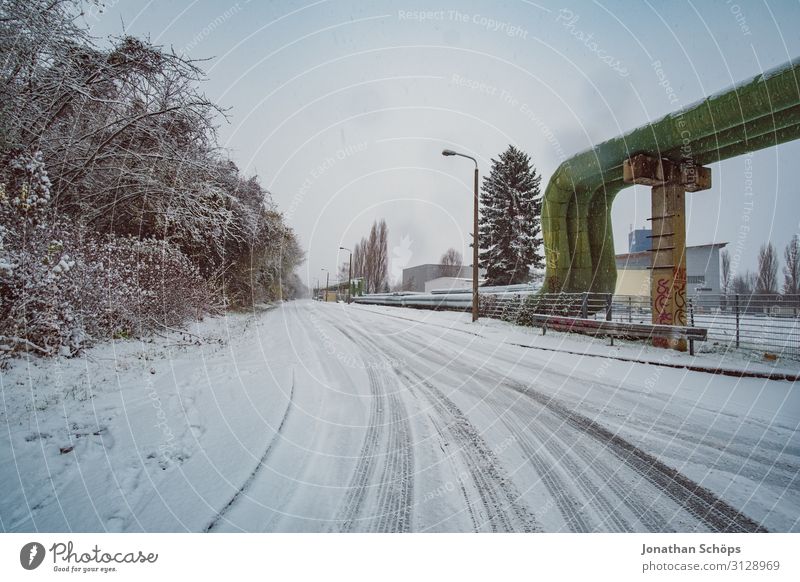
473,167,479,322
735,294,740,348
442,149,479,322
347,252,352,303
326,272,329,302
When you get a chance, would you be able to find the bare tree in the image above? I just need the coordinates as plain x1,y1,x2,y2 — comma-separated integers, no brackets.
720,249,731,296
349,219,388,293
756,242,779,294
439,248,463,277
783,235,800,296
732,271,756,295
365,225,378,293
375,219,389,292
351,240,365,282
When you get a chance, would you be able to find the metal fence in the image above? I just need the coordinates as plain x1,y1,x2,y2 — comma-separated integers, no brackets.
480,292,800,358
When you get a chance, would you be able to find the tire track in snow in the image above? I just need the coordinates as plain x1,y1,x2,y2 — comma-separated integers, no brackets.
415,335,752,531
504,380,769,533
388,333,595,532
497,406,592,531
204,370,295,532
387,328,730,532
396,367,539,532
324,320,414,532
334,366,385,532
372,390,414,533
344,322,538,532
485,392,656,533
402,337,649,532
525,404,671,533
372,326,696,532
428,416,482,532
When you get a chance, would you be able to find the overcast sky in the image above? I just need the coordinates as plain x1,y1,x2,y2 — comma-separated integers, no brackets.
87,0,800,288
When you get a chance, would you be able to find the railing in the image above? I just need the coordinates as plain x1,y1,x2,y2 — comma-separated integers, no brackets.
479,292,800,358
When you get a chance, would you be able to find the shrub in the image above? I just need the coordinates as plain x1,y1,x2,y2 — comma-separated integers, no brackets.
0,150,214,357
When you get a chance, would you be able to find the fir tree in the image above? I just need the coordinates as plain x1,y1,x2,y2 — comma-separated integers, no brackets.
478,145,543,285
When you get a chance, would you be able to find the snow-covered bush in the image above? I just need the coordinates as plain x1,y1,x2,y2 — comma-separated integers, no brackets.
0,150,214,357
75,235,215,340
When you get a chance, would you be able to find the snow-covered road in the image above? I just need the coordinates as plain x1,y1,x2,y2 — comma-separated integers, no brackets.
2,300,798,532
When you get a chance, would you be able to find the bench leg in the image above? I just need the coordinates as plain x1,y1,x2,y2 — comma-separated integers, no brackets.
689,338,694,356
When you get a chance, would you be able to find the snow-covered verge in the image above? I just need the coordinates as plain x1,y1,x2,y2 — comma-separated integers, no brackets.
0,307,294,531
1,301,797,532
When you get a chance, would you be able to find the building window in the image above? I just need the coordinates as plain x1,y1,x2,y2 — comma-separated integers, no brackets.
687,275,705,284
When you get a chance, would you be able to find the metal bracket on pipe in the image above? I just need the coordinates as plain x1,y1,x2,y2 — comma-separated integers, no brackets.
623,154,711,191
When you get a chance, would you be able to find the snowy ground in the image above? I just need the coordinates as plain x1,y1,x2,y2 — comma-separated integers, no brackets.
1,300,798,532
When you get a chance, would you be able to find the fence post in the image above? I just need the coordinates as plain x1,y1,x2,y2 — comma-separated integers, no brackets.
606,294,613,321
628,296,632,323
735,294,740,348
581,292,588,319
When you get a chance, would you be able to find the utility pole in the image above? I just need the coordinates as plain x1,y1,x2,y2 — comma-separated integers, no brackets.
321,268,329,302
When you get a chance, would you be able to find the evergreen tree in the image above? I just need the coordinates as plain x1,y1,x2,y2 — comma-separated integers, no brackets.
478,145,543,285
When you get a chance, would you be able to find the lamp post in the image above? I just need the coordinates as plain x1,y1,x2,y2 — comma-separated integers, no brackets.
339,246,352,303
442,148,479,322
321,268,329,302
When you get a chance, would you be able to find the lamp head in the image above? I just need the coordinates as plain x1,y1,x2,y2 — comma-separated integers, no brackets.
441,149,456,156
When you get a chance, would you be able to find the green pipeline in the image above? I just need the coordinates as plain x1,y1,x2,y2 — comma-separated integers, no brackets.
541,58,800,294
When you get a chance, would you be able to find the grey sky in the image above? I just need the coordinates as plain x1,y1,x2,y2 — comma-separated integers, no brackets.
86,0,800,288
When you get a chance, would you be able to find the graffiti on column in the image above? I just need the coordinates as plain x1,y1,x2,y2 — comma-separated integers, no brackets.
673,267,687,326
654,277,672,324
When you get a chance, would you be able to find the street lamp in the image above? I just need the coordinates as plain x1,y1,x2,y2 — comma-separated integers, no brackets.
442,148,479,322
321,268,329,302
339,246,352,303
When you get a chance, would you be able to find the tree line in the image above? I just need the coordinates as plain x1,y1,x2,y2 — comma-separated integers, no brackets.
0,0,304,357
722,237,800,296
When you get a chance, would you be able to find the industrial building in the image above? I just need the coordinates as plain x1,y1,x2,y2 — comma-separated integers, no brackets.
402,264,476,292
615,228,726,297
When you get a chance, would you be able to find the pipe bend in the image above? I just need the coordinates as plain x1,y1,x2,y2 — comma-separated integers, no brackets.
540,58,800,295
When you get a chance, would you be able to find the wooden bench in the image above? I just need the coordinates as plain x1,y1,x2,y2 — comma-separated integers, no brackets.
524,314,708,354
